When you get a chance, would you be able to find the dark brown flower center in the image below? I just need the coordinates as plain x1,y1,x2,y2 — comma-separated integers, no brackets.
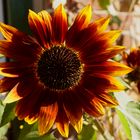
37,46,82,90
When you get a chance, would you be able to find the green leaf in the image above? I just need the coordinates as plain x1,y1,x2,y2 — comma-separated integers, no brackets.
0,100,9,138
116,109,131,140
98,0,110,9
24,131,55,140
18,123,55,140
18,123,37,140
125,101,140,140
0,100,4,121
0,123,9,139
115,92,140,140
78,124,96,140
0,102,16,127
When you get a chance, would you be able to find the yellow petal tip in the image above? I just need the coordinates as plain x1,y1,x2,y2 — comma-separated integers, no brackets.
25,116,38,125
73,117,83,134
3,83,22,104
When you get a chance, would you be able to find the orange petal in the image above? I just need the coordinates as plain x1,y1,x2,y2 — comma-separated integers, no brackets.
63,96,83,133
38,102,58,135
66,5,92,48
56,105,69,137
91,98,105,114
52,4,67,44
101,30,122,43
4,78,37,103
38,10,52,45
74,5,92,30
74,87,104,117
97,93,118,106
77,88,105,117
93,16,110,32
84,45,125,64
0,22,24,40
91,73,126,92
83,97,105,117
64,105,83,133
28,10,49,47
3,83,22,103
86,61,133,76
74,117,83,134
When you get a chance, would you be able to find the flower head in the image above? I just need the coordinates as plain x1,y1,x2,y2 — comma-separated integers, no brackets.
123,47,140,91
0,4,132,137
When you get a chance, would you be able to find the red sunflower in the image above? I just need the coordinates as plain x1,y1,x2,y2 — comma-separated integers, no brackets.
123,47,140,91
0,4,132,137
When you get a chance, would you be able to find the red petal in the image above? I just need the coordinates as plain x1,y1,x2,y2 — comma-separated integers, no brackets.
52,4,67,44
38,10,52,47
83,73,125,92
0,77,19,93
75,87,105,117
93,16,110,32
5,78,40,103
0,63,34,78
85,61,133,76
63,92,83,133
0,22,25,41
4,83,22,103
28,10,51,48
66,5,92,48
0,62,33,77
38,102,58,135
0,39,42,62
56,103,69,137
83,98,105,117
15,83,43,120
82,46,125,64
97,93,118,106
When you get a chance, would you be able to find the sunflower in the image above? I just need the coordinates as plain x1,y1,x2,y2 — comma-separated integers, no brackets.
123,47,140,91
0,4,132,137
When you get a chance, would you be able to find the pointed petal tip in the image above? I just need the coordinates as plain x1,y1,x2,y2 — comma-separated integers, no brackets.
62,132,69,138
56,3,65,11
28,9,35,18
25,116,38,125
28,9,33,13
0,22,5,27
57,127,69,138
0,70,19,78
56,122,69,138
0,22,6,32
0,22,3,27
28,9,36,17
105,16,111,23
73,117,83,134
3,94,22,104
3,83,23,104
115,45,125,50
84,4,92,14
123,64,134,73
86,4,92,10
